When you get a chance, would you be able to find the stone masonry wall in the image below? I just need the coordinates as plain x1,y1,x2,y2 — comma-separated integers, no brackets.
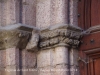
0,0,81,75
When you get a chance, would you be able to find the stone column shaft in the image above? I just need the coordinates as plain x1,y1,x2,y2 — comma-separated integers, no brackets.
55,0,68,24
36,0,69,29
22,0,36,26
55,47,69,75
69,48,80,75
0,0,20,26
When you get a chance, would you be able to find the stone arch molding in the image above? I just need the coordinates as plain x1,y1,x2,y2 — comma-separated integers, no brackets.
0,23,82,51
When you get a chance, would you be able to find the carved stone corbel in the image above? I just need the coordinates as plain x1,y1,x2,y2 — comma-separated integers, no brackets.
39,24,82,49
26,28,39,51
0,23,34,50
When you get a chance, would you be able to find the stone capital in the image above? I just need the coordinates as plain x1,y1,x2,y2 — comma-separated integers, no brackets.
39,24,82,49
0,23,37,50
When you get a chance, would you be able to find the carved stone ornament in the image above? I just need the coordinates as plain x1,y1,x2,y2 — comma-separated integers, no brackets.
39,24,82,49
0,23,38,50
0,23,82,50
26,29,39,51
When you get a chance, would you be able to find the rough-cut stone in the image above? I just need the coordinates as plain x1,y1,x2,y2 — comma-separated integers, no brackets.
55,0,68,24
0,1,82,75
36,0,69,29
55,47,69,65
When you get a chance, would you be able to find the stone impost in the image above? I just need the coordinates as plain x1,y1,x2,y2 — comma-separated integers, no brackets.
0,23,33,50
39,24,82,50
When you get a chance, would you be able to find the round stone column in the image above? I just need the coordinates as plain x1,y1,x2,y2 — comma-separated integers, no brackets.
55,46,69,75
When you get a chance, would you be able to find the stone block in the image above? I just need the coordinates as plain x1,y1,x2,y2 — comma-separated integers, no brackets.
56,0,68,24
38,66,53,75
70,0,78,25
6,48,19,66
36,0,51,29
70,65,80,75
0,50,6,67
69,48,79,66
55,64,69,75
5,66,20,75
21,67,38,75
22,50,36,68
55,47,69,65
37,47,69,68
37,48,59,67
0,67,6,75
26,68,38,75
37,49,52,67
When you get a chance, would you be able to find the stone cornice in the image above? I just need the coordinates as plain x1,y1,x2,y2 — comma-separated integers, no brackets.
0,23,35,50
39,24,82,49
0,23,82,50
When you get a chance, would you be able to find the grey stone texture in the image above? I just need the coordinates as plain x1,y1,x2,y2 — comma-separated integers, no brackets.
36,0,69,29
0,23,33,50
69,0,78,25
0,0,81,75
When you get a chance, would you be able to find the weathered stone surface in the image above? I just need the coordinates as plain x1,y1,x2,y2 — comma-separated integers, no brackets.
55,47,69,65
0,0,20,26
22,0,36,26
40,24,82,49
21,67,38,75
55,0,68,24
5,66,20,75
38,66,53,75
0,67,6,75
26,30,39,51
55,64,69,75
0,1,81,75
70,65,80,75
69,48,79,66
0,23,33,50
36,0,51,29
6,48,19,66
37,49,52,67
22,50,37,68
70,0,78,25
0,50,6,67
36,0,69,29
